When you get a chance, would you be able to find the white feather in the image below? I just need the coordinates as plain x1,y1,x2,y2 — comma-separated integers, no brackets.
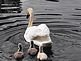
24,24,52,46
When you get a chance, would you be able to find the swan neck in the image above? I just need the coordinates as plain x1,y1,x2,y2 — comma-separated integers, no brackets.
28,13,33,27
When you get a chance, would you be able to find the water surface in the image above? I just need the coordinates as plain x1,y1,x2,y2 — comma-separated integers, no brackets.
0,0,81,61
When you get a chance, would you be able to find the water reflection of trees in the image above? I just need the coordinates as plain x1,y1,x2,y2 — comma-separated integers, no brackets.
2,0,20,4
0,0,22,13
0,0,2,13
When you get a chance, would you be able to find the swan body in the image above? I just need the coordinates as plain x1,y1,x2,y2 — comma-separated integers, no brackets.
24,24,52,46
24,8,52,47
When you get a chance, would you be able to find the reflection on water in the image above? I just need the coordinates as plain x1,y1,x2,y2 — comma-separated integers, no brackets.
0,0,22,13
0,0,1,13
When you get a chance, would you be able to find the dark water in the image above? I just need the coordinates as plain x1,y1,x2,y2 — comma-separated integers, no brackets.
0,0,21,13
46,0,59,2
0,0,81,61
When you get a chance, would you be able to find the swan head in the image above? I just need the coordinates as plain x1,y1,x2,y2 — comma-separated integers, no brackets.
26,8,35,27
27,8,33,18
27,8,33,14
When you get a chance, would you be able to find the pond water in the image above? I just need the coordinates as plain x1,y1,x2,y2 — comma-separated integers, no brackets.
0,0,81,61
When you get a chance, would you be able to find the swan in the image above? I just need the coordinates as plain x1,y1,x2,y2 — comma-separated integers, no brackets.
27,41,38,56
14,43,24,60
37,45,48,60
24,8,52,47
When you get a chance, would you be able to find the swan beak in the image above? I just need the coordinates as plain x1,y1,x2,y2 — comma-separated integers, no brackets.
26,11,30,19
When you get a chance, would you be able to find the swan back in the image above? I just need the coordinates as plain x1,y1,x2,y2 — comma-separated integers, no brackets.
24,24,52,46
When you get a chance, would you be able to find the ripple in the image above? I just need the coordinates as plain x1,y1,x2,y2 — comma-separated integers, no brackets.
0,0,81,61
0,14,81,61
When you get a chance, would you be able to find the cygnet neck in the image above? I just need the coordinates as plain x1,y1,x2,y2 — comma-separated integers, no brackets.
39,46,43,53
18,43,23,52
30,41,34,48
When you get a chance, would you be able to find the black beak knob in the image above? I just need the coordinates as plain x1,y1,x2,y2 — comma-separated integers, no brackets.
26,14,30,19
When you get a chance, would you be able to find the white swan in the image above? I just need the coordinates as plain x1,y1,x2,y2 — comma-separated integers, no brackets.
24,8,52,47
